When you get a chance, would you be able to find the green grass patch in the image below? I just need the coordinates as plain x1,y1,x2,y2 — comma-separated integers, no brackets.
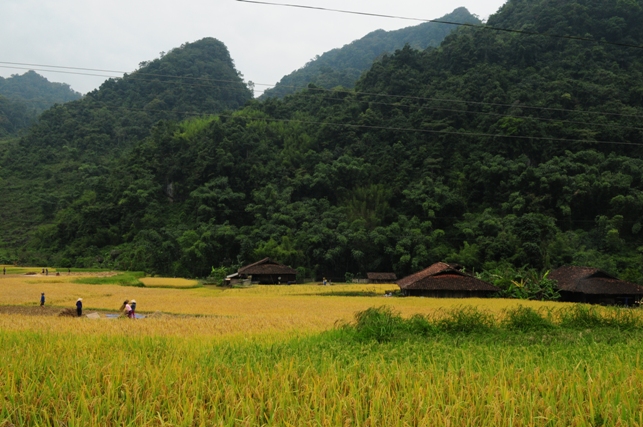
339,305,643,343
73,272,145,287
68,268,113,273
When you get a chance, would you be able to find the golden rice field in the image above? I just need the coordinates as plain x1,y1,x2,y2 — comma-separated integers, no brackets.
139,277,200,288
0,271,563,337
2,269,643,426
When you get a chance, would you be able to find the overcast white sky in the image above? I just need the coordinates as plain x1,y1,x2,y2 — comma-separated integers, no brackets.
0,0,507,95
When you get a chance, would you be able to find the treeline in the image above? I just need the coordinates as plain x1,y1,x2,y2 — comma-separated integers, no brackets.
2,0,643,283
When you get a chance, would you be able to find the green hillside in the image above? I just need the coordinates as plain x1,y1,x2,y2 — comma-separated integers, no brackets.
0,71,81,136
260,7,480,99
0,95,34,137
0,71,81,110
0,38,252,260
2,0,643,284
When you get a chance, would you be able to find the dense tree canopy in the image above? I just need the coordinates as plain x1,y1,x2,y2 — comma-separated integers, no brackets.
261,7,480,99
1,0,642,284
0,71,81,136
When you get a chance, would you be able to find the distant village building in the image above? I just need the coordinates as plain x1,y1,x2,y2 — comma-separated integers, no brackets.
367,272,397,284
397,262,499,298
234,257,297,285
549,266,643,306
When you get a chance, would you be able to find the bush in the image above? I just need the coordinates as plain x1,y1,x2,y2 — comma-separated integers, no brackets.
502,306,555,332
436,306,496,334
352,306,405,342
559,305,641,330
342,304,643,344
405,314,439,336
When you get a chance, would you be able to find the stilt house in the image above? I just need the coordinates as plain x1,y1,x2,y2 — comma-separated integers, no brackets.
549,266,643,306
397,262,498,298
237,258,297,285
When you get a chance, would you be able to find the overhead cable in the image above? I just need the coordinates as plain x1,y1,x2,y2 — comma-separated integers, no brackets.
3,63,643,121
236,0,643,50
33,100,643,147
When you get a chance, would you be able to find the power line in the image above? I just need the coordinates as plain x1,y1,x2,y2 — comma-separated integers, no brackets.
0,61,274,88
4,65,642,135
8,83,643,135
3,61,643,121
321,95,643,133
2,57,640,119
210,113,643,147
0,65,254,91
236,0,643,50
314,87,643,121
31,100,643,147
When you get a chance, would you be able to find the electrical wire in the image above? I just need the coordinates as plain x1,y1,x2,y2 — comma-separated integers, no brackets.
0,61,275,87
236,0,643,50
312,95,643,132
3,65,641,139
4,62,643,123
25,99,643,147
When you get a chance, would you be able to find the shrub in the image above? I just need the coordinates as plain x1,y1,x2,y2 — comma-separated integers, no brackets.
436,306,495,334
558,305,641,330
352,306,405,342
406,314,439,336
502,306,556,332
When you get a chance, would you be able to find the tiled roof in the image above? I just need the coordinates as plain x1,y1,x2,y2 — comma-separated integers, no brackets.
238,258,297,275
397,263,498,292
549,266,643,295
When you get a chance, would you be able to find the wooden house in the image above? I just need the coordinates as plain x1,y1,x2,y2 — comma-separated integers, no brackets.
549,266,643,306
397,262,498,298
237,258,297,285
367,272,397,284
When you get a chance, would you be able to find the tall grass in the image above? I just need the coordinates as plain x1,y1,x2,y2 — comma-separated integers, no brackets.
343,305,643,342
73,271,144,287
2,327,643,426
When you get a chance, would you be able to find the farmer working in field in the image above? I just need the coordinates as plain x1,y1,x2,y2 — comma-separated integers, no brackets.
130,300,137,318
40,293,45,307
76,298,82,317
121,300,132,318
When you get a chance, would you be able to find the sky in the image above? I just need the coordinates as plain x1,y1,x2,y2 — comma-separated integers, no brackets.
0,0,507,95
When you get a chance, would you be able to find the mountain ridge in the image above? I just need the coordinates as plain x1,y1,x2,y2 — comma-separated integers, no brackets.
260,7,480,99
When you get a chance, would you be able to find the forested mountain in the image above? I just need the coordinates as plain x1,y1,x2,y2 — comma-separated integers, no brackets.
0,71,81,110
0,38,252,258
0,71,81,136
2,0,643,284
260,7,480,99
0,96,34,137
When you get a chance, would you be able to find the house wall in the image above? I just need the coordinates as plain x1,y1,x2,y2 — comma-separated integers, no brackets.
251,274,297,285
559,292,641,306
403,290,495,298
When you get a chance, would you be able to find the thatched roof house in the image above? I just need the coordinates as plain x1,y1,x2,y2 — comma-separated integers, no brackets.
549,266,643,306
238,258,297,284
397,262,498,298
367,272,397,284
